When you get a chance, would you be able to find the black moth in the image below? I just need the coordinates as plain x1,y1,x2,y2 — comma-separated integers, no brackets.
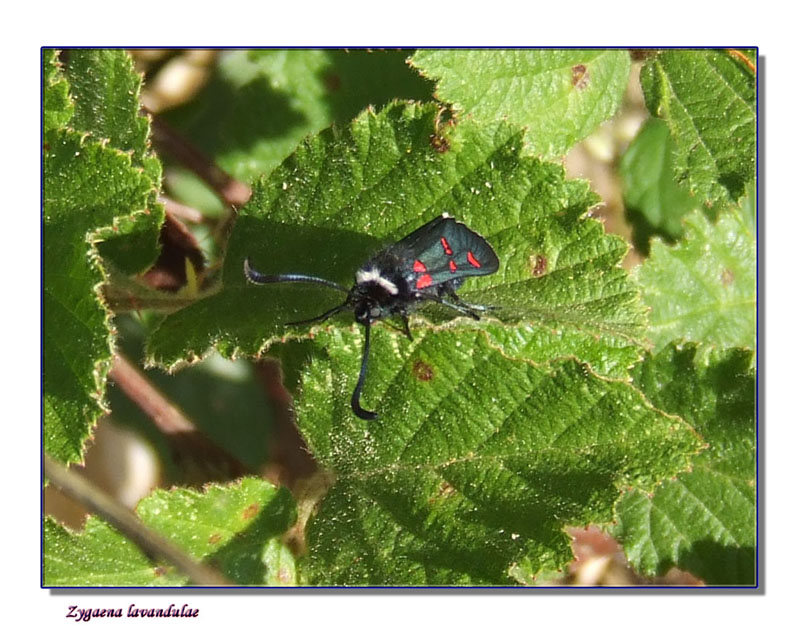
244,213,499,420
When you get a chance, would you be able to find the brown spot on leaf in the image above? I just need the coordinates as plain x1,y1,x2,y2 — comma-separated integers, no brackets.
429,133,450,154
412,359,434,382
438,481,456,497
208,533,222,545
530,254,548,277
721,268,735,286
428,480,456,504
153,566,167,577
572,64,589,90
242,503,259,520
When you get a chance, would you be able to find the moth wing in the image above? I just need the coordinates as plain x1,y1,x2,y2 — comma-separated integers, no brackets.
391,215,498,290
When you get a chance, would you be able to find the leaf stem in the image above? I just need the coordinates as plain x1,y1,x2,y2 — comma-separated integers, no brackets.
44,454,233,586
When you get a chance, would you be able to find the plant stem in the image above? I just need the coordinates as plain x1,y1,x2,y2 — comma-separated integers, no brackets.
44,454,233,586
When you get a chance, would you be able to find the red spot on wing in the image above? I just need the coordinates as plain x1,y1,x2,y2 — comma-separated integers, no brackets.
467,251,481,268
416,274,433,289
449,260,457,272
440,237,453,255
413,259,427,273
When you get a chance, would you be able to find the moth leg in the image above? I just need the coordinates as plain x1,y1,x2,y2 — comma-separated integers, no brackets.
417,292,483,320
439,297,482,320
445,290,496,315
379,312,414,340
399,313,414,340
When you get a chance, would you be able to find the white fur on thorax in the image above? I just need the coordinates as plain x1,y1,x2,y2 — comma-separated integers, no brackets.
356,267,399,295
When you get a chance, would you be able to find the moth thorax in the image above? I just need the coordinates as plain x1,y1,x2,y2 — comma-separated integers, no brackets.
355,267,400,296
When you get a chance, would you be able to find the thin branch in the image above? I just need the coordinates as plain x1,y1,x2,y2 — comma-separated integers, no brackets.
108,354,251,482
109,354,194,434
44,454,233,586
149,113,251,207
159,195,205,224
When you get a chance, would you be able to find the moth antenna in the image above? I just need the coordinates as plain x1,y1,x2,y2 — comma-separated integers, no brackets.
351,322,379,420
244,258,350,293
286,302,350,326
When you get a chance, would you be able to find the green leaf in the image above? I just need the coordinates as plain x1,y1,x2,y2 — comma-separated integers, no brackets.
613,344,755,585
148,102,647,378
44,129,152,465
44,477,297,586
620,118,699,250
296,329,702,585
138,478,297,585
43,50,161,464
635,204,755,353
44,517,186,586
411,49,631,158
43,50,73,135
164,49,434,184
639,50,755,205
65,50,154,169
479,186,647,378
62,49,164,274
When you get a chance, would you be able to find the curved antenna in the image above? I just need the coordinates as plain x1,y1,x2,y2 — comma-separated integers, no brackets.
350,322,379,420
244,258,350,294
